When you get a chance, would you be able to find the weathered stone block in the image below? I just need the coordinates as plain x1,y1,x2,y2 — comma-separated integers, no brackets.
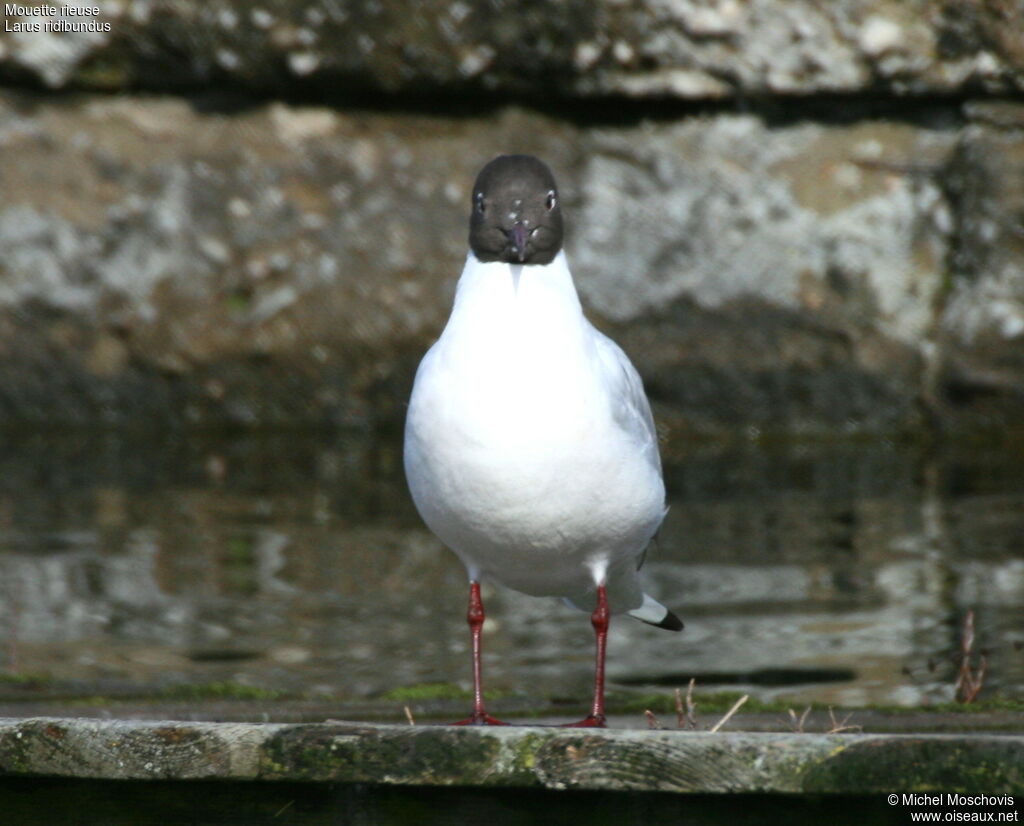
2,2,1023,98
0,91,1021,432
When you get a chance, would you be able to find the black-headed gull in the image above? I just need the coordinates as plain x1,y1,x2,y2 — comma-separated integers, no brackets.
404,154,682,727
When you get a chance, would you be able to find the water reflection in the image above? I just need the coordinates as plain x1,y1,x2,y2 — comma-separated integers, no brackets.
0,430,1020,707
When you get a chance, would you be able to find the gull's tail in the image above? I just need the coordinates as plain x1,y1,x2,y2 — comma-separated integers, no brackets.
628,593,684,631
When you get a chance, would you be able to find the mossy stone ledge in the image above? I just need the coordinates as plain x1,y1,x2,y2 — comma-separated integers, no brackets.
0,718,1020,794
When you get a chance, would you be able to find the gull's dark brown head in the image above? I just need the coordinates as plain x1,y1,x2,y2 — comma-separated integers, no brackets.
469,154,564,266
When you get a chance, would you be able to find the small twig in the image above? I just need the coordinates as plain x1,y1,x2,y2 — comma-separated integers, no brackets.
788,706,811,733
962,654,987,703
404,705,416,726
955,609,976,695
827,706,862,734
955,609,987,703
709,694,748,733
684,678,698,729
273,800,295,818
644,709,664,730
674,688,684,728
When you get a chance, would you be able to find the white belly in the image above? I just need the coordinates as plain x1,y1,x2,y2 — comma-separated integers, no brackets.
404,338,664,598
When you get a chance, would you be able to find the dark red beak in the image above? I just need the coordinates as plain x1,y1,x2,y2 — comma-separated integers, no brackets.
510,223,528,262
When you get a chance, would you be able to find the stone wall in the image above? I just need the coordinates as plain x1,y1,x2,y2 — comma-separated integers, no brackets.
0,1,1022,434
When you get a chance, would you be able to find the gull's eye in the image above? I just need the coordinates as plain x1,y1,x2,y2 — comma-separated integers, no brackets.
545,190,557,211
475,193,486,215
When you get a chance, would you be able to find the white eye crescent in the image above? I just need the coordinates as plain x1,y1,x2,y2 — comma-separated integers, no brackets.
475,192,485,215
545,190,557,210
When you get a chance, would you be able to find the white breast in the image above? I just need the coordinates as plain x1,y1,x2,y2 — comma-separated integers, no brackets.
404,251,665,600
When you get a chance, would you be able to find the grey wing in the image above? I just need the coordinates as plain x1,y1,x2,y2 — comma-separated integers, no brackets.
592,330,665,572
592,329,662,477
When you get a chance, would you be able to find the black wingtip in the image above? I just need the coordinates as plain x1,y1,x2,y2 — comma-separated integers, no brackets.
645,609,684,632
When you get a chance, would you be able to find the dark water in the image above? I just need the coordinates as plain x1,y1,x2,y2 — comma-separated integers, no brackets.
0,779,909,826
0,428,1021,709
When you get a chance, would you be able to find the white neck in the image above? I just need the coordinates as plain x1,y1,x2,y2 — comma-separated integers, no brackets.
433,249,591,392
449,249,582,330
427,249,599,448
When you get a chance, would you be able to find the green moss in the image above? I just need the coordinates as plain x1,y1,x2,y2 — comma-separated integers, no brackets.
62,696,123,707
804,738,1023,793
225,292,252,315
219,537,259,596
603,690,1024,717
504,731,546,775
0,672,52,685
381,683,474,702
73,56,134,90
603,690,796,716
824,696,1024,715
159,681,286,701
381,682,510,703
260,725,508,784
918,697,1024,714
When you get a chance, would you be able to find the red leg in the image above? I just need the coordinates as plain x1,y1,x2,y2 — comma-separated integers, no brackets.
562,582,609,728
452,581,507,726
